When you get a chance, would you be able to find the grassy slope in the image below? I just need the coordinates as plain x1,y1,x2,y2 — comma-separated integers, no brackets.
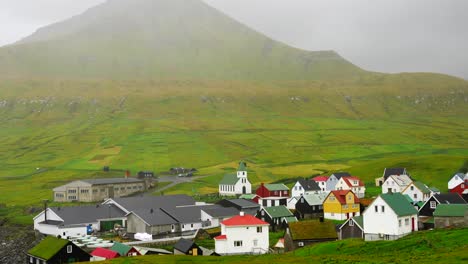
0,76,467,223
83,228,468,264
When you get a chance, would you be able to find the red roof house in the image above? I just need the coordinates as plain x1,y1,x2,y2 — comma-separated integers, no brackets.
221,213,269,227
91,248,120,260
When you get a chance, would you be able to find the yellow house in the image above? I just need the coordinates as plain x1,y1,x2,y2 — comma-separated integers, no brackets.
323,190,360,220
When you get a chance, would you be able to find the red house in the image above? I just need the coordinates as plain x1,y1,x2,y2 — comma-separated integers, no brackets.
256,183,290,208
90,248,120,260
450,182,467,195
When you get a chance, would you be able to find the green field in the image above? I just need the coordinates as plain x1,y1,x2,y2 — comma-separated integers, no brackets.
82,228,468,264
0,77,467,224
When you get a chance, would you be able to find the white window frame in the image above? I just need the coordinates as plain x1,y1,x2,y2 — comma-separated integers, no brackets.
349,220,354,226
430,201,437,209
67,245,73,253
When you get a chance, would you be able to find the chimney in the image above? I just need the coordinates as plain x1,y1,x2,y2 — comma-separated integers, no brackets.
125,170,130,178
43,199,49,224
240,211,245,216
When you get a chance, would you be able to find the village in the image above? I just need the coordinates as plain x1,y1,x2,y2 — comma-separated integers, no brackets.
27,162,468,263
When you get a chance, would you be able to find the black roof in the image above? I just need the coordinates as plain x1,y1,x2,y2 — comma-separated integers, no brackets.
48,204,126,226
201,206,240,218
110,195,196,212
174,238,197,253
331,172,351,179
298,179,321,191
434,193,467,204
217,199,260,209
383,168,407,179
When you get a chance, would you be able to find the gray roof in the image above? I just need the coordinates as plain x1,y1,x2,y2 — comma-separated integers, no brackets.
82,178,143,185
48,204,126,226
110,195,196,212
297,179,321,191
201,206,240,218
130,208,178,226
174,238,196,253
383,168,407,179
162,205,218,224
434,193,467,204
331,172,351,179
219,199,260,209
302,193,328,206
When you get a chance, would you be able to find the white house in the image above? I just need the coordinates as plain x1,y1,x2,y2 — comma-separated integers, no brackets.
382,174,412,194
326,172,351,191
219,162,252,196
401,181,433,203
33,205,126,237
289,179,321,209
312,176,329,192
363,192,418,241
214,212,269,255
335,176,366,198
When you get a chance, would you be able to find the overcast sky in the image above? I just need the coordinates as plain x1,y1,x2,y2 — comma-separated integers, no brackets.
1,0,467,79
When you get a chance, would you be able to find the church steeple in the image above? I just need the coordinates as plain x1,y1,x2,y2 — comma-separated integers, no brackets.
237,161,247,178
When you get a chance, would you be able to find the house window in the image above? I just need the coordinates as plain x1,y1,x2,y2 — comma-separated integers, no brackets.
331,213,334,216
30,257,33,263
284,191,287,195
329,197,335,201
348,196,352,200
410,186,414,190
413,194,417,199
301,198,304,203
182,224,185,229
127,186,132,190
191,224,194,228
274,191,278,195
374,206,378,212
405,218,409,226
257,226,262,233
430,201,437,209
253,239,258,247
343,205,348,209
261,210,265,216
381,206,385,213
80,189,89,194
67,245,73,253
349,220,354,226
234,241,243,247
399,219,402,227
100,188,105,192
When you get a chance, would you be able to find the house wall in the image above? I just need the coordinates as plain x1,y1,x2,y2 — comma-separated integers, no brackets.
363,196,418,241
335,179,365,198
180,222,202,232
48,242,90,263
287,197,298,210
434,215,468,229
402,184,429,202
215,225,269,255
340,222,363,240
326,176,339,191
235,177,252,195
316,181,327,192
323,192,360,220
126,214,148,234
291,182,305,198
382,177,409,194
219,184,237,196
418,197,438,217
258,198,287,208
148,223,176,235
448,175,464,190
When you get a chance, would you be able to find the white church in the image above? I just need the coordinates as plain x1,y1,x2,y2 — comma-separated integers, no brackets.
219,161,252,196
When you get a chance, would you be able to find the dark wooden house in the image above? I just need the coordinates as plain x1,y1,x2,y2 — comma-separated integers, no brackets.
256,206,296,230
174,238,203,256
27,236,90,264
295,193,327,219
419,193,466,217
339,215,364,240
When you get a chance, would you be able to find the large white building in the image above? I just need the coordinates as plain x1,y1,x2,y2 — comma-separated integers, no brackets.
214,212,269,255
382,174,412,194
33,205,127,237
219,162,252,196
363,193,418,241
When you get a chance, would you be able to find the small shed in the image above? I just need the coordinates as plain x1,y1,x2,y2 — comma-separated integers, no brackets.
174,238,203,256
339,215,364,240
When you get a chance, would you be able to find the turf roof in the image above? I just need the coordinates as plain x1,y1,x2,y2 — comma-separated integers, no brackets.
289,220,337,240
28,236,69,260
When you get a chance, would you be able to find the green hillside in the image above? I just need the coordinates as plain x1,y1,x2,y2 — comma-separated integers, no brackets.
0,0,467,224
0,0,362,80
89,228,468,263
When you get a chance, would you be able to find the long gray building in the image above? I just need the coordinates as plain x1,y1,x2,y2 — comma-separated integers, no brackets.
53,178,146,202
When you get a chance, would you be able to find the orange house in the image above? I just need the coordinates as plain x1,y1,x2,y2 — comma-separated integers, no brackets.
323,190,360,220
